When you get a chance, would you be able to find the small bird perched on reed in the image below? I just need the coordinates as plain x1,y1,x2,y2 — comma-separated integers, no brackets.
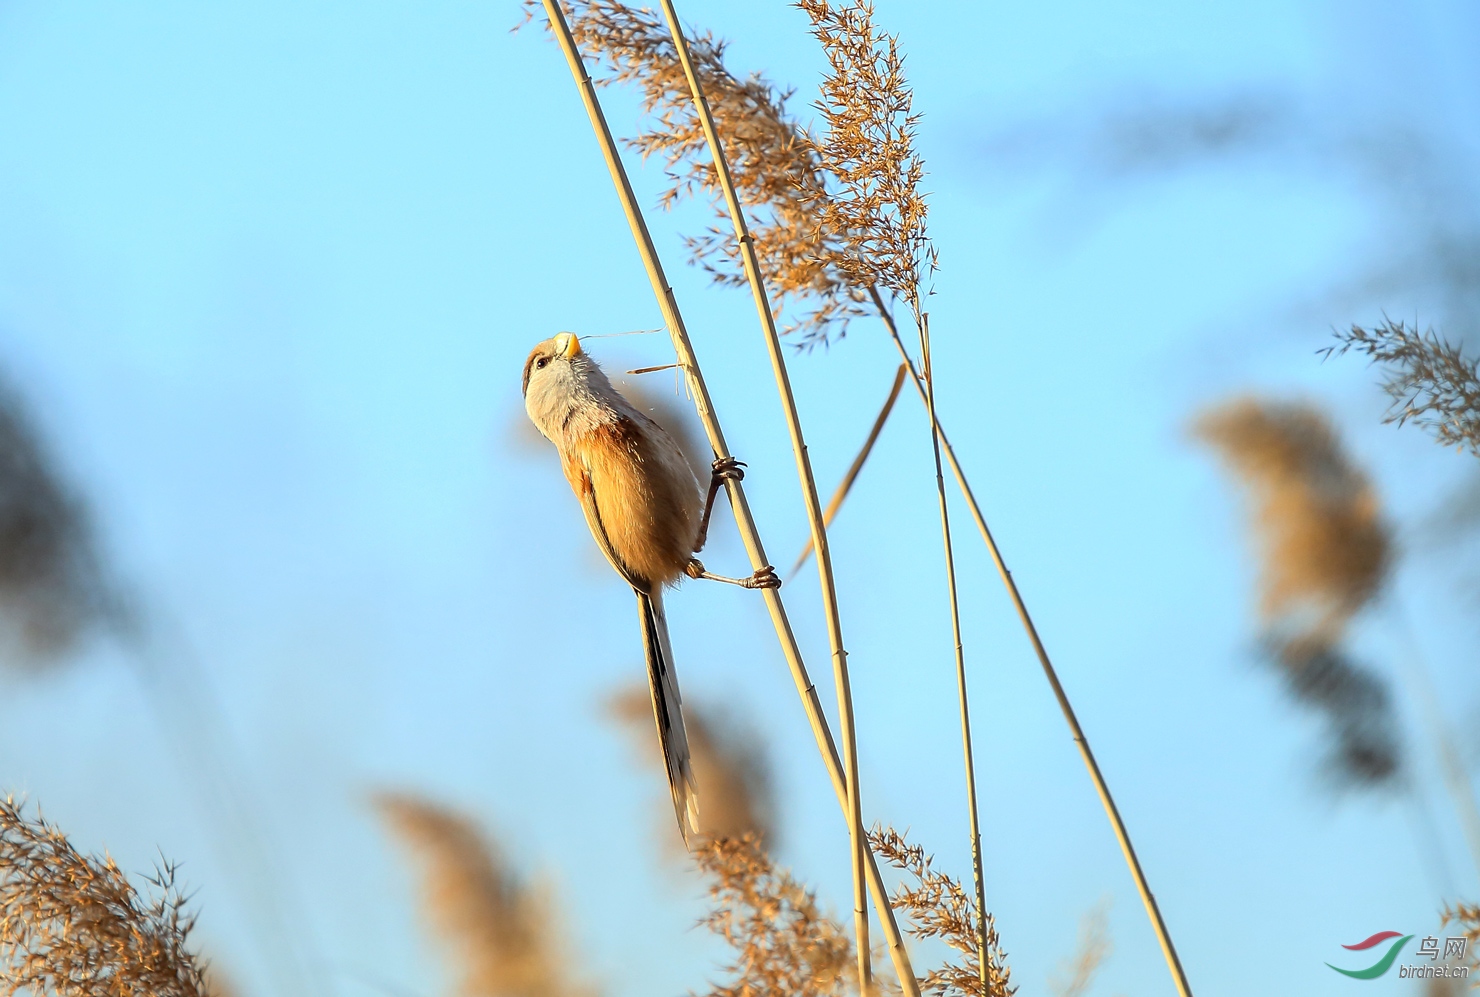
523,333,779,845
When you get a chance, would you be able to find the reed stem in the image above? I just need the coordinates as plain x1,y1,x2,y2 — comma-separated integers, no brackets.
914,310,990,994
869,287,1194,997
790,364,907,580
1391,598,1480,880
537,5,917,992
655,1,873,986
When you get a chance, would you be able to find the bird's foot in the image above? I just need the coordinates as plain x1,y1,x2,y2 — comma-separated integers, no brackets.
693,457,748,554
711,456,746,483
741,565,781,589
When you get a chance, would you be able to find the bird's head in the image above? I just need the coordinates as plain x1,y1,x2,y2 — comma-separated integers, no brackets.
523,333,613,440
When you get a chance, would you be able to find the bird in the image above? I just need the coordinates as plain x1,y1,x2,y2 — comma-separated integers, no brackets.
522,332,779,845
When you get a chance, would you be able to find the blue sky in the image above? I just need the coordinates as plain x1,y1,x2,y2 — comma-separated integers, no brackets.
0,1,1477,995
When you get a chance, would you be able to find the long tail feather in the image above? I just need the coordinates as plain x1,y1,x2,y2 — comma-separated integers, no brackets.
637,589,699,844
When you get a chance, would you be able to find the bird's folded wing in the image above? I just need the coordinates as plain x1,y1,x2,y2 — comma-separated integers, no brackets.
562,454,648,593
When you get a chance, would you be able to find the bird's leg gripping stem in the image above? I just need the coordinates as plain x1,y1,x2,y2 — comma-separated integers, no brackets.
693,456,746,553
686,558,781,590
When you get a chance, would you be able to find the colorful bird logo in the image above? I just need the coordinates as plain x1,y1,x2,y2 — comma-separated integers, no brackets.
1327,931,1414,979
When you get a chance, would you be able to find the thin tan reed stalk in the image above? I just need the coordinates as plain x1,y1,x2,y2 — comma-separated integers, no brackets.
1402,638,1480,879
871,288,1194,997
791,363,907,579
0,797,209,997
653,0,873,986
914,312,989,995
788,8,995,990
532,5,919,993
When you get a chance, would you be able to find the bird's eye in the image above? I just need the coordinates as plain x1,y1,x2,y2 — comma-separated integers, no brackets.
535,357,548,370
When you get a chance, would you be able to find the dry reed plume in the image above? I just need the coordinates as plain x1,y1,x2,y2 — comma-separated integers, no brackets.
692,833,857,997
1439,901,1480,989
1442,902,1480,948
1195,397,1401,785
797,0,935,316
0,797,209,997
607,685,775,848
867,827,1013,997
525,0,938,345
522,0,937,336
0,379,107,664
1325,319,1480,458
374,792,593,997
518,0,868,344
526,0,941,338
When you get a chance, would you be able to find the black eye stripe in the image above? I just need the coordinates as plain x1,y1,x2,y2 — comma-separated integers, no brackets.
522,349,558,396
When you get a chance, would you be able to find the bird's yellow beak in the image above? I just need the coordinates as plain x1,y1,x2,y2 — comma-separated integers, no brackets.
555,332,581,359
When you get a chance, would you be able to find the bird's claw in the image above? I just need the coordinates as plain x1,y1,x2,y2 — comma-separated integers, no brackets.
712,457,747,482
742,566,781,590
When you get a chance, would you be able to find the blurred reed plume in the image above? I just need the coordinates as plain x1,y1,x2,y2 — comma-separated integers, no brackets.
868,827,1013,997
1194,398,1390,627
0,373,319,996
0,378,108,665
1195,397,1401,785
1325,319,1480,459
1048,903,1110,997
0,797,209,997
607,684,775,848
374,792,593,997
691,833,856,997
982,81,1480,344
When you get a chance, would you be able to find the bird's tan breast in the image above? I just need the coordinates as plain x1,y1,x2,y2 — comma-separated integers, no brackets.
568,415,701,589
